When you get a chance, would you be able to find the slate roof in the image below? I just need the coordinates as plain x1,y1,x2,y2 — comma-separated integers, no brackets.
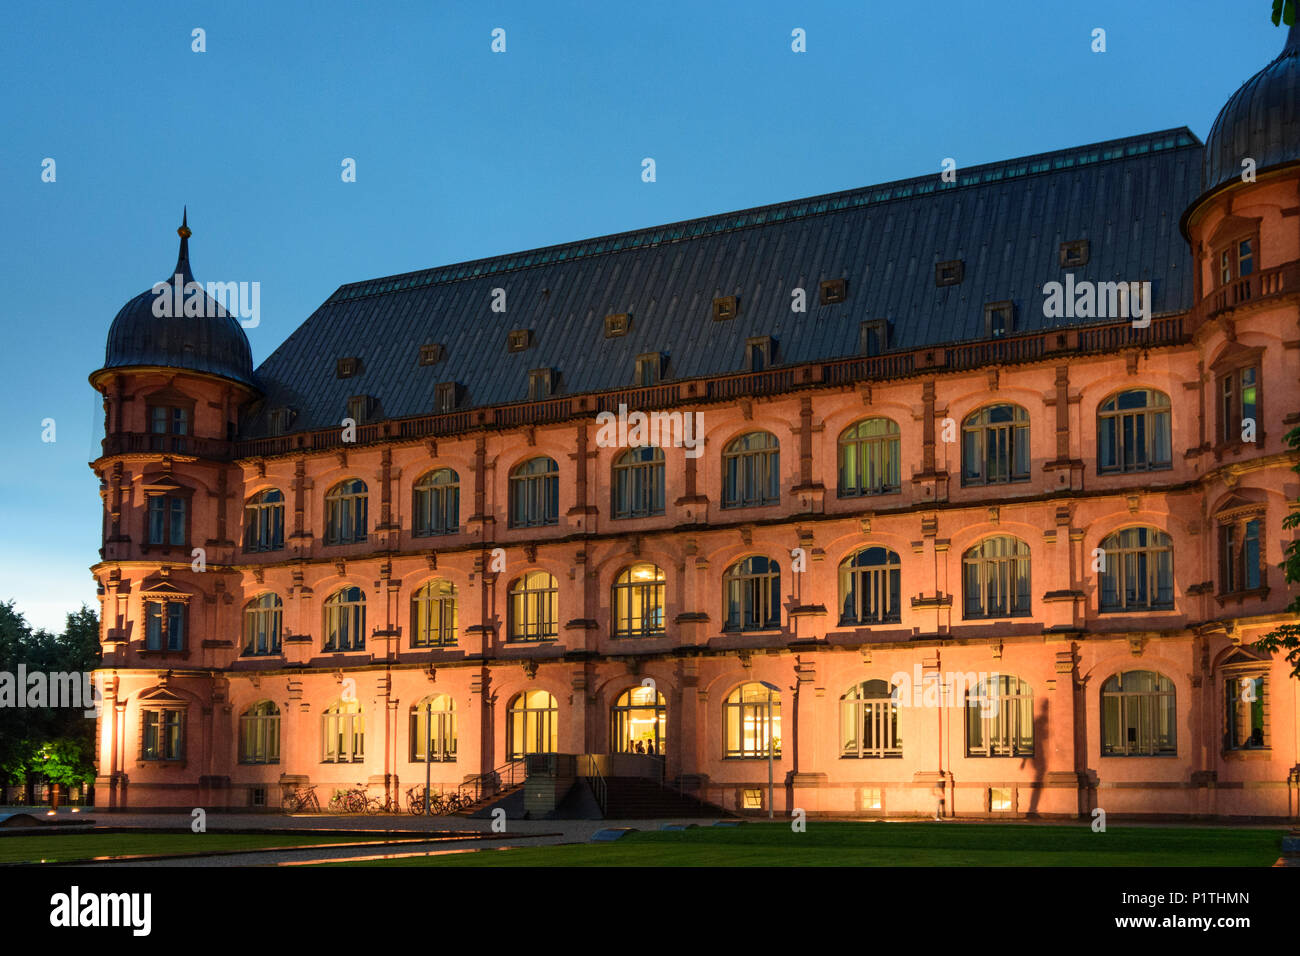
242,127,1202,438
1202,20,1300,201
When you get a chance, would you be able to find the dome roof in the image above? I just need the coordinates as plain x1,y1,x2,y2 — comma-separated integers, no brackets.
101,212,256,387
1202,21,1300,197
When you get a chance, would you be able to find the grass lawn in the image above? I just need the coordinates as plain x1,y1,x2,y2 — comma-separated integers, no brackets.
0,832,413,864
326,822,1288,867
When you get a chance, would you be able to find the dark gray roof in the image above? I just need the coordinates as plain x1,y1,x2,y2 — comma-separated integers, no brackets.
102,215,256,388
243,128,1202,438
1202,21,1300,200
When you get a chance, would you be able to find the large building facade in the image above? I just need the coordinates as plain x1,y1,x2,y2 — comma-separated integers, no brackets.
89,30,1300,818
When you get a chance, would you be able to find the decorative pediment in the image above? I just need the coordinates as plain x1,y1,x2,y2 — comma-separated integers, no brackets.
1208,341,1264,374
140,474,189,494
1217,645,1271,670
139,580,192,601
136,686,189,705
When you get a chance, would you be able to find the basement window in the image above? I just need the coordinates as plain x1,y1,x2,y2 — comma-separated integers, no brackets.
336,357,359,379
985,301,1014,339
819,278,847,304
418,343,445,366
713,295,738,321
935,260,964,287
507,329,532,353
1059,239,1090,268
605,313,631,337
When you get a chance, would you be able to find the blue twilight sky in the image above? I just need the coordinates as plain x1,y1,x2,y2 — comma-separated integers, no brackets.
0,1,1290,632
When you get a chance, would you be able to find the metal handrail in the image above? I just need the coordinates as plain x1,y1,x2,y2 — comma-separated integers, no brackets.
584,755,608,818
456,758,525,806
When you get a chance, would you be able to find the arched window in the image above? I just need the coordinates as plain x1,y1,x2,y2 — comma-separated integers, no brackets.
724,683,781,758
722,432,780,509
1101,671,1176,756
324,478,368,545
413,468,459,536
1097,389,1171,473
838,418,901,497
509,457,559,528
239,700,280,764
507,690,557,759
1098,527,1173,612
324,586,366,651
612,564,666,638
611,685,667,755
508,571,558,642
410,694,457,762
612,447,665,519
322,700,364,763
962,536,1031,618
243,489,285,552
839,547,901,625
411,579,457,647
966,675,1033,757
242,593,282,656
962,404,1029,486
840,680,901,758
723,556,781,631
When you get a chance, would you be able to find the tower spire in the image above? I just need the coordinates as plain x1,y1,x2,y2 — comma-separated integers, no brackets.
173,207,193,281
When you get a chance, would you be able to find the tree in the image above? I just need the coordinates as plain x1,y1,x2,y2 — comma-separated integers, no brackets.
1274,0,1297,27
1253,425,1300,678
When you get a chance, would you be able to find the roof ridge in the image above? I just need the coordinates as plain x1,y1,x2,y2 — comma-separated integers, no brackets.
325,127,1200,306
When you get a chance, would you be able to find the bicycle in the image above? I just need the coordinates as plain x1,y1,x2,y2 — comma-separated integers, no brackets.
281,785,320,814
328,784,370,814
406,785,428,815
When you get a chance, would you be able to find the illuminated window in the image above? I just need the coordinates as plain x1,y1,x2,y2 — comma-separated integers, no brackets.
410,694,457,762
507,690,557,759
612,564,666,638
411,579,457,647
724,683,781,758
239,701,280,764
1218,366,1259,445
1224,676,1267,751
611,685,666,756
1101,671,1176,756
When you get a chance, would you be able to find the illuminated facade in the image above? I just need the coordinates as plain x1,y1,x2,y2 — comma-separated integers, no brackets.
89,30,1300,818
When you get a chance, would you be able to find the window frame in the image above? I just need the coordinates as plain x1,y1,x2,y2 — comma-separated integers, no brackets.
243,488,286,553
323,586,367,652
722,556,782,632
611,563,667,639
612,446,665,519
238,700,281,764
412,468,459,537
141,706,186,761
961,403,1030,487
242,592,283,656
962,535,1032,619
324,478,369,546
838,547,902,625
508,457,559,529
723,683,781,759
721,431,780,509
507,570,558,643
1096,389,1173,475
837,418,901,497
1100,670,1177,757
1097,526,1174,613
840,680,902,758
411,579,458,648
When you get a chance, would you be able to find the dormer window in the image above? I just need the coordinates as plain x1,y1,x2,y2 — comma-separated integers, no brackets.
859,320,889,355
746,336,772,372
418,343,445,366
819,278,847,304
347,395,371,425
1059,240,1090,268
985,301,1014,338
507,329,532,352
528,368,554,401
268,407,295,436
605,313,631,338
713,296,738,321
434,382,458,413
634,353,661,387
336,357,359,379
935,260,964,287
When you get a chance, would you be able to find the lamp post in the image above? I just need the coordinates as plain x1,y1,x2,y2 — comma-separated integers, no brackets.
757,681,780,821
